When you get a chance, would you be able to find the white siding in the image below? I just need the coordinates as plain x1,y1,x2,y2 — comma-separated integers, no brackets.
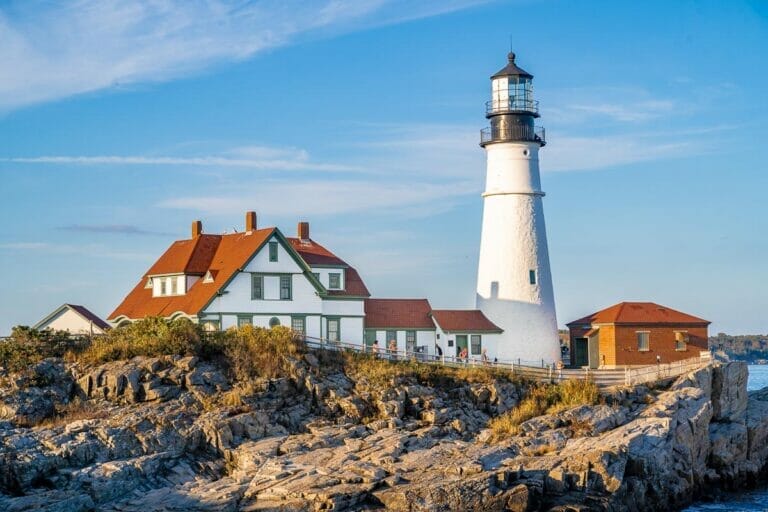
365,329,436,356
243,236,304,273
37,308,107,335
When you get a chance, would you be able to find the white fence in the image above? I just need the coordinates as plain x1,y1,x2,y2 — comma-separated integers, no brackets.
303,336,713,388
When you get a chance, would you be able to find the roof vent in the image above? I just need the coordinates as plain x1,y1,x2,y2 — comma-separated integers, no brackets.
298,221,310,240
191,220,203,238
245,211,257,232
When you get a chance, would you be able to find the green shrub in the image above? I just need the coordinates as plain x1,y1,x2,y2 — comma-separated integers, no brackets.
78,317,202,364
222,325,305,380
0,338,42,372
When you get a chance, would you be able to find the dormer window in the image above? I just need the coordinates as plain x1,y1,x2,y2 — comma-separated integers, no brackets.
329,272,341,289
160,279,167,295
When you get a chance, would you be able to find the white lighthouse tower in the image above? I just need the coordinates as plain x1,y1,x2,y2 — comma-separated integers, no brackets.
476,52,560,365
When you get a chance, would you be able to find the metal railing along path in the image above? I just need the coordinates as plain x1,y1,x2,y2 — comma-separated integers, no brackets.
301,335,713,388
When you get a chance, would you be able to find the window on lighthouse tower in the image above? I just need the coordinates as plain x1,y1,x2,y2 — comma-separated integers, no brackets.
529,270,537,285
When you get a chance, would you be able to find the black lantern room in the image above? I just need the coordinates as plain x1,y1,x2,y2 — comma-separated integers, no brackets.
480,52,545,147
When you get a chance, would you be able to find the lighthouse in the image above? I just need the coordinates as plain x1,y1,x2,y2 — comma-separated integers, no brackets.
475,52,560,365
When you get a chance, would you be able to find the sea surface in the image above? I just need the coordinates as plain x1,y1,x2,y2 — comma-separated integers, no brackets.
683,365,768,511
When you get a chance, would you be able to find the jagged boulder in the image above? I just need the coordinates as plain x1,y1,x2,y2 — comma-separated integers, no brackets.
711,362,748,423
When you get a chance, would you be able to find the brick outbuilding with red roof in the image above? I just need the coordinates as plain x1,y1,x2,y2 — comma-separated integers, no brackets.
566,302,710,368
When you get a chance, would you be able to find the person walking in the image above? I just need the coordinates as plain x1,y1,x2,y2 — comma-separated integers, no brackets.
481,348,489,366
459,347,468,364
388,339,397,360
372,340,380,358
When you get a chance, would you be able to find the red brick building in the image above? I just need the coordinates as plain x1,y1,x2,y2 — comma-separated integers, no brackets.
566,302,710,368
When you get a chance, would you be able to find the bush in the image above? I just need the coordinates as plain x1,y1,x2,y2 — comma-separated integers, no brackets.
222,325,305,380
0,326,85,372
78,317,202,364
488,378,600,441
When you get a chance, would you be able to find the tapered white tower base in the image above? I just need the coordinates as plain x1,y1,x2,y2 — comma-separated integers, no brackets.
476,141,560,364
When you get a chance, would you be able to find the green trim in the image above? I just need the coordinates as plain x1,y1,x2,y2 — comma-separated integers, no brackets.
251,274,264,299
199,228,327,314
308,264,348,269
290,315,306,335
439,329,502,334
237,314,253,327
326,316,341,341
204,311,327,317
250,272,293,301
269,241,278,261
322,295,368,301
470,334,482,356
328,272,341,290
366,327,436,332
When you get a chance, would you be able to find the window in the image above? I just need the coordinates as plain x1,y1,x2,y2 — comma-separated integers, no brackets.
448,338,454,347
529,270,536,285
280,275,292,300
675,331,689,351
406,331,416,353
237,315,252,328
637,331,650,351
386,330,397,345
328,272,341,289
160,279,167,296
251,275,264,299
471,334,482,355
202,320,220,332
312,272,320,282
291,316,305,335
269,317,281,328
327,318,340,342
171,277,178,295
269,241,278,262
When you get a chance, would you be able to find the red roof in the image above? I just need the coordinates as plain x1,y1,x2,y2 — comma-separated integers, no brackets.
67,304,111,331
364,299,434,329
109,229,274,320
430,310,502,333
288,237,370,297
288,238,346,266
566,302,710,327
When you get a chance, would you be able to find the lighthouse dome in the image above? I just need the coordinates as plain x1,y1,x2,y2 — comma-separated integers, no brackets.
491,52,533,79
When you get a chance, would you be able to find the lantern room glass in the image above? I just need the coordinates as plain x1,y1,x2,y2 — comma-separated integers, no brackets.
490,76,535,113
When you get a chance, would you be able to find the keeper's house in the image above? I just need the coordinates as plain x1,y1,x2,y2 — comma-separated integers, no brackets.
109,212,370,345
566,302,710,369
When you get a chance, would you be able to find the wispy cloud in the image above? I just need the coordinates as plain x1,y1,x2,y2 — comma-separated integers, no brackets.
0,241,151,261
158,178,477,217
2,144,360,172
0,0,492,112
57,224,171,236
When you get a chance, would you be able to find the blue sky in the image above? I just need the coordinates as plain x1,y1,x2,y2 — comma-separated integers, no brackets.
1,0,766,335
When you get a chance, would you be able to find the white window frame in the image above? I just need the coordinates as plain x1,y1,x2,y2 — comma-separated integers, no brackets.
637,331,650,352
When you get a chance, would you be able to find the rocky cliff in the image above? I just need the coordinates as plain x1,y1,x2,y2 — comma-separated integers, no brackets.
0,353,764,511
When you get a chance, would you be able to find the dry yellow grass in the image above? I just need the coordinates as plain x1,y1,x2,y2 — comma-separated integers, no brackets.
36,399,109,428
488,379,600,442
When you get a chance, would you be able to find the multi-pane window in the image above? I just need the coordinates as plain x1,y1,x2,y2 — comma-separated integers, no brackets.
675,331,689,351
637,332,650,351
406,331,417,353
237,315,252,328
328,272,341,289
386,330,397,346
251,275,264,299
327,318,340,342
291,316,305,335
171,277,178,295
280,275,292,300
269,241,278,262
471,334,482,355
202,320,220,332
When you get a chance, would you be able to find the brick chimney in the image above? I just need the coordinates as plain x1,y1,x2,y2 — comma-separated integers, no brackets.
191,220,203,238
245,211,257,232
298,221,310,240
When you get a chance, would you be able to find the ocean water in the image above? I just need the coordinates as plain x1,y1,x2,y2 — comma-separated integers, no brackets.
683,365,768,511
